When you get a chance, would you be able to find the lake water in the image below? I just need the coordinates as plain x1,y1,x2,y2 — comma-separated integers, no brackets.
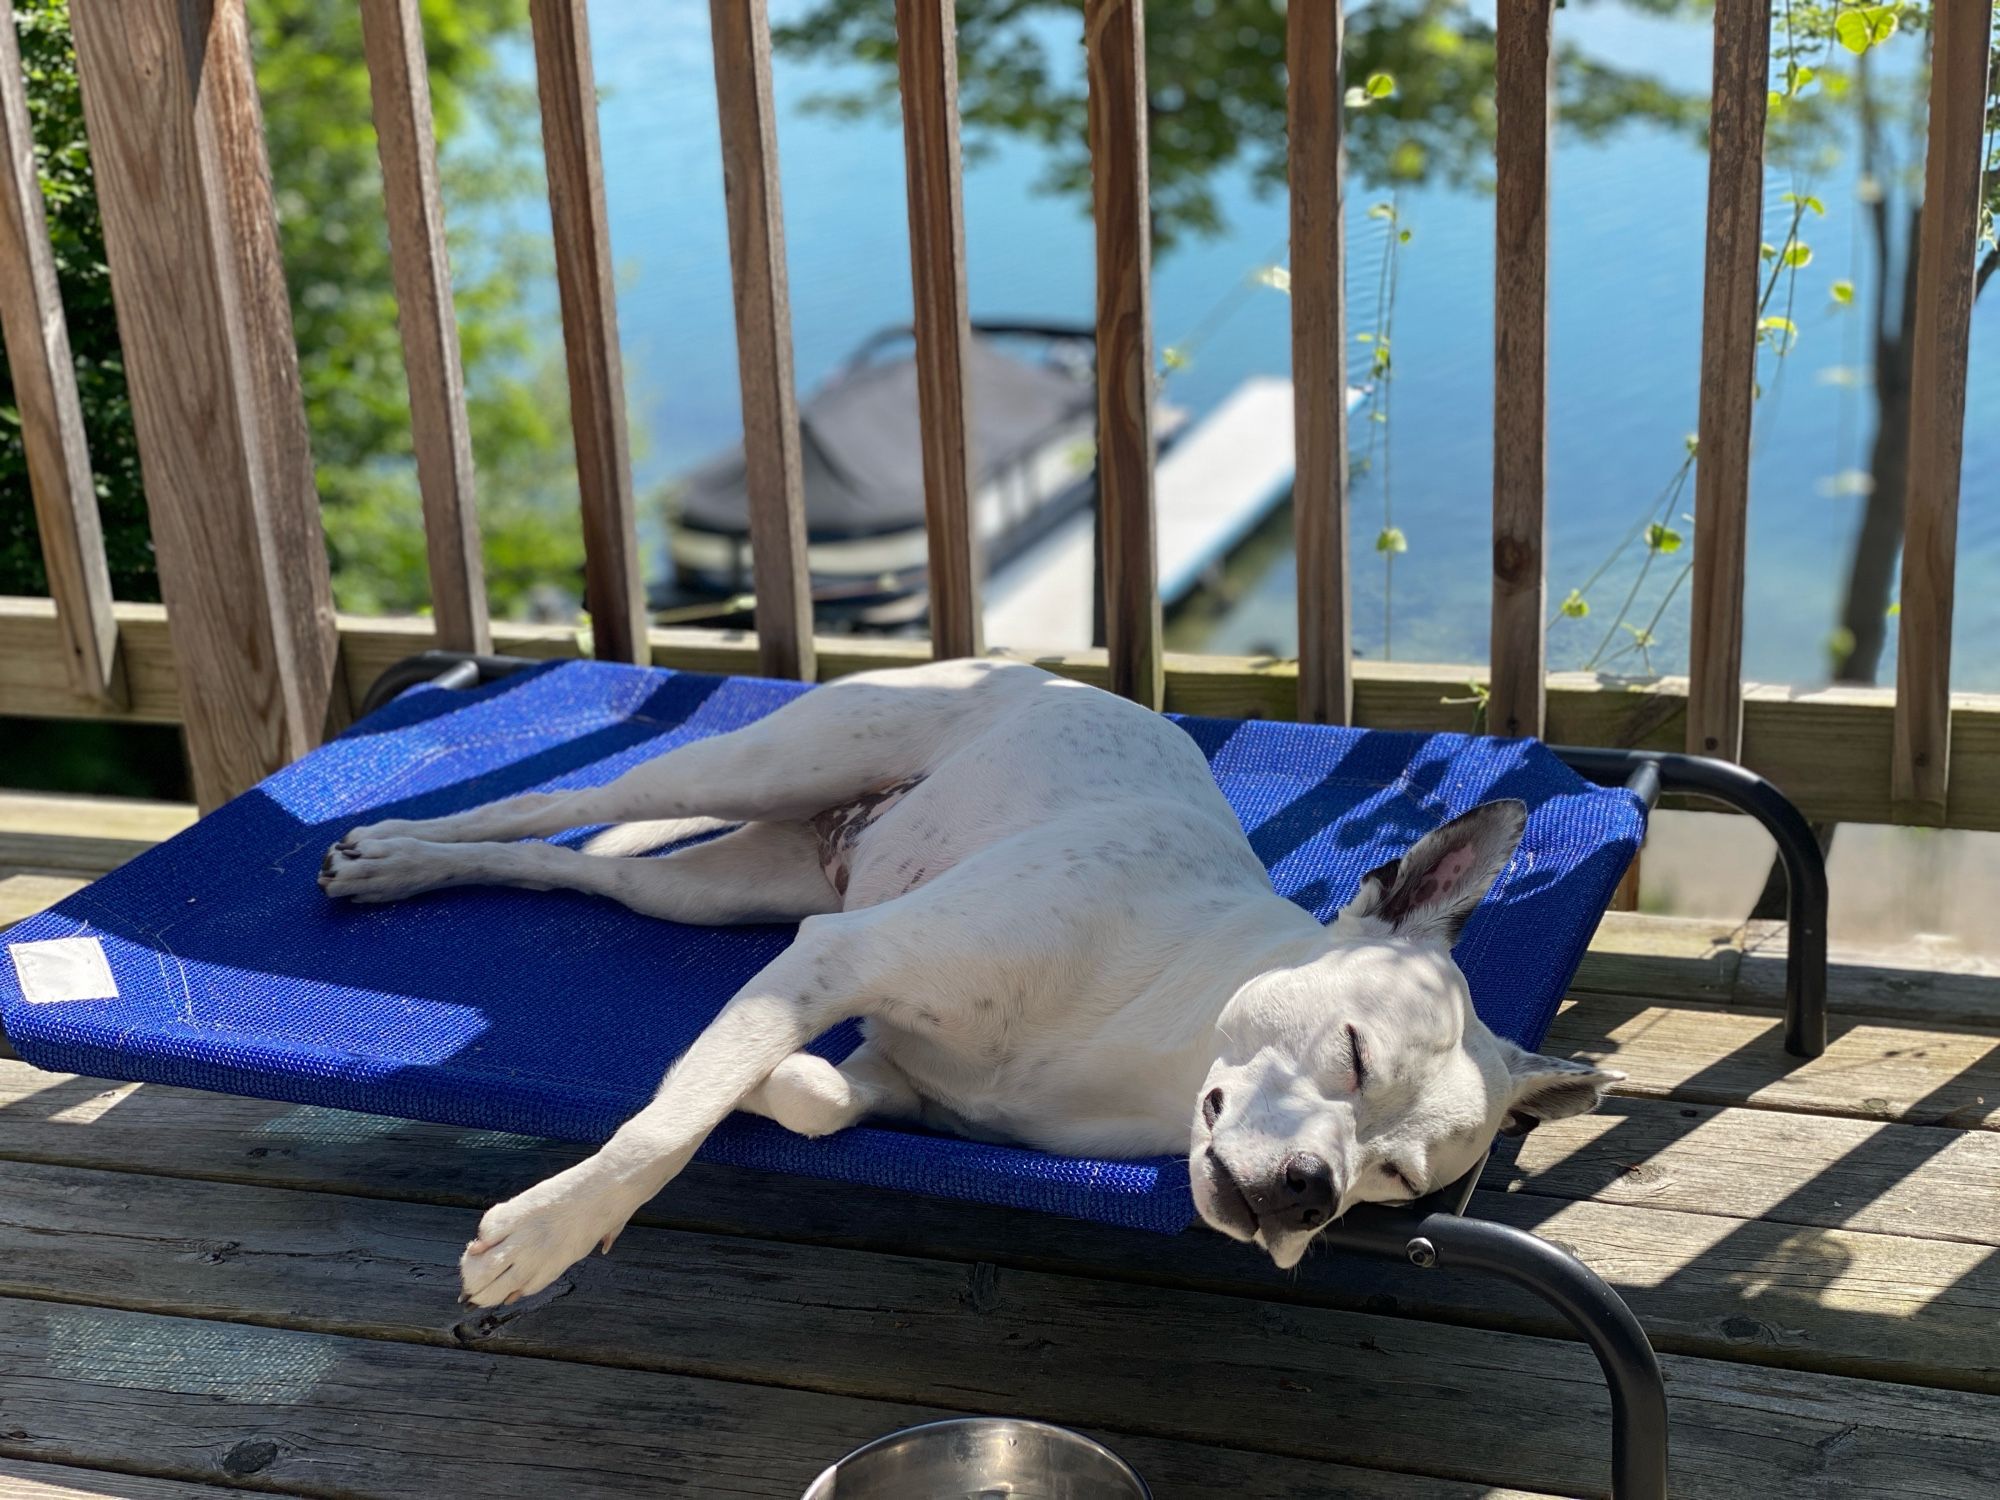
568,0,1998,688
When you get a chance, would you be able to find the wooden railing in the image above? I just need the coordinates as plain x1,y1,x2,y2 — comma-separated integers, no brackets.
0,0,1994,823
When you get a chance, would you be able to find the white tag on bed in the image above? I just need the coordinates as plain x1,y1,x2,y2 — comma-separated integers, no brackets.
8,937,118,1004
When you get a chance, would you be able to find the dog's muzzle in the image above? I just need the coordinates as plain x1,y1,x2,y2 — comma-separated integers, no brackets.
1200,1147,1339,1238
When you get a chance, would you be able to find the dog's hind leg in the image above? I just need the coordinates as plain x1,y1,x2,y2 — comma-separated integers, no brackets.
740,1039,923,1137
321,819,839,924
338,666,973,850
457,914,865,1305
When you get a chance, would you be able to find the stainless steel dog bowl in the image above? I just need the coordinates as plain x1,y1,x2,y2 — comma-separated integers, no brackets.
801,1418,1150,1499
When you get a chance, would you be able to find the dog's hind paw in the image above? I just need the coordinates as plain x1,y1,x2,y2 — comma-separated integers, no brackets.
459,1165,643,1308
317,836,453,903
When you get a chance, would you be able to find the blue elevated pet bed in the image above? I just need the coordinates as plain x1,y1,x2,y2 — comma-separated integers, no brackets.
0,660,1643,1234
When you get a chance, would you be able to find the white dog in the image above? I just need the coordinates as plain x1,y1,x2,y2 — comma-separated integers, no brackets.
319,660,1619,1307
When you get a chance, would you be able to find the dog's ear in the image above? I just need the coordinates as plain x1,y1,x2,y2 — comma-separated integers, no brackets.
1493,1039,1624,1137
1340,799,1528,947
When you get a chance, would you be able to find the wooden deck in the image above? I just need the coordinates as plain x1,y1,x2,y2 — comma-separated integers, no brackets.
2,796,1998,1499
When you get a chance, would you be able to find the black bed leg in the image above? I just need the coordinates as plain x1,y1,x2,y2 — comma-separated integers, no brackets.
1409,1213,1669,1500
1553,746,1830,1059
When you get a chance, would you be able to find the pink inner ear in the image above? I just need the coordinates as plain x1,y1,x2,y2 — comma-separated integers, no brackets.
1412,843,1479,907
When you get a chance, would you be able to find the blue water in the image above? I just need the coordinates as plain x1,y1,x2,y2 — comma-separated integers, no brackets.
555,1,1998,687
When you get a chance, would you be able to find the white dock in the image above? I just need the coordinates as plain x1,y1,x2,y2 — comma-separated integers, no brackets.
983,375,1320,652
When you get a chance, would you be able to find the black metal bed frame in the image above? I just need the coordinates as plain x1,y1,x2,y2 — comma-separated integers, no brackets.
362,649,1834,1500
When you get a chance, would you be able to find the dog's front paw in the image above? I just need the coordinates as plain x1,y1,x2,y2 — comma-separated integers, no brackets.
458,1165,643,1308
318,837,454,903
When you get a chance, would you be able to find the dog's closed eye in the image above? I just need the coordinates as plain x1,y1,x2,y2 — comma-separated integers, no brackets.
1384,1163,1419,1198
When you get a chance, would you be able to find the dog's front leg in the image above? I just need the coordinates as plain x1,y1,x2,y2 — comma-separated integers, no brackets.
458,922,851,1306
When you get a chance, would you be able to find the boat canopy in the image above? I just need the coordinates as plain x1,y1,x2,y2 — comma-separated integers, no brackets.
680,332,1094,541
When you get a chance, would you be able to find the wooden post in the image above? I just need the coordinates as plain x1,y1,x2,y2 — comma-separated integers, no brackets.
708,0,814,681
530,0,648,665
1489,0,1554,740
0,0,122,706
1891,0,1994,823
895,0,982,660
1686,0,1771,761
69,0,342,809
1085,0,1163,709
1287,0,1352,726
360,0,491,655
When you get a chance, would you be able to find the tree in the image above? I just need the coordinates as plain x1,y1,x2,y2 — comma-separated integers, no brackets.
777,0,1706,250
0,0,587,619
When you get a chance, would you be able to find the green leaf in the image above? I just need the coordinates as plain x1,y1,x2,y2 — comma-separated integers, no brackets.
1758,315,1798,352
1780,191,1825,216
1781,241,1813,268
1790,65,1816,94
1365,72,1396,99
1375,526,1408,555
1255,265,1292,293
1760,242,1779,262
1836,6,1898,54
1344,85,1371,109
1354,332,1375,343
1560,589,1590,619
1830,278,1855,305
1684,433,1700,457
1398,228,1412,244
1161,346,1188,372
1368,410,1389,423
1367,201,1397,222
1887,601,1902,618
1645,524,1683,555
1620,623,1657,648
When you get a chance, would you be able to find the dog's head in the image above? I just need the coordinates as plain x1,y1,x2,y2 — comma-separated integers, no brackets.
1192,799,1622,1268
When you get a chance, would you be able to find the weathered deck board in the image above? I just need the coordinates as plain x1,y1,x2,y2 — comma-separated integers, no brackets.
0,1185,1994,1498
1576,911,2000,1029
0,794,193,878
0,1296,1551,1500
0,1459,292,1500
1,1152,1994,1397
0,876,83,933
1503,1095,2000,1248
1550,994,2000,1129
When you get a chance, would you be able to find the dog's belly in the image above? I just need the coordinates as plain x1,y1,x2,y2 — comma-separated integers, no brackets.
862,1014,1202,1158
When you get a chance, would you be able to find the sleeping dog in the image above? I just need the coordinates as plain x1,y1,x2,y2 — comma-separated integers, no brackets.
319,659,1620,1307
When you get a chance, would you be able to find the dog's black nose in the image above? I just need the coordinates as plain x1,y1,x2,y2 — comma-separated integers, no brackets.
1271,1152,1335,1228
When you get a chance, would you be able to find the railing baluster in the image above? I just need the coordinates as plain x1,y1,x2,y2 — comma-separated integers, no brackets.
1686,0,1771,761
1085,0,1162,708
529,0,648,665
1287,0,1352,725
68,0,341,808
895,0,982,660
1490,0,1554,740
1891,0,1994,823
0,0,122,706
708,0,814,681
359,0,491,656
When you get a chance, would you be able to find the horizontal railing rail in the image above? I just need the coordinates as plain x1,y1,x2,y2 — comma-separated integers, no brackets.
0,0,1991,820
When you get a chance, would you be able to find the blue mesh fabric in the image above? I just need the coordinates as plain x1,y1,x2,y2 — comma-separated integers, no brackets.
0,661,1642,1233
